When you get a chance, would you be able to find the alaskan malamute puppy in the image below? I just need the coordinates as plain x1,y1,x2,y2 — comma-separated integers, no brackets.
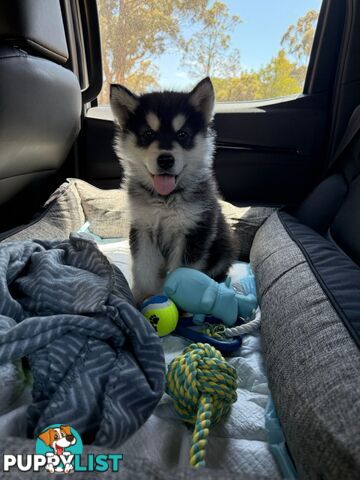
110,77,236,304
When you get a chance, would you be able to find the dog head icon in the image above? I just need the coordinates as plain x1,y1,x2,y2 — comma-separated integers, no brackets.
38,425,76,456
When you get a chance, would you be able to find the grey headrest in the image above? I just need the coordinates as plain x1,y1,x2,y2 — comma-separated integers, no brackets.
0,0,68,64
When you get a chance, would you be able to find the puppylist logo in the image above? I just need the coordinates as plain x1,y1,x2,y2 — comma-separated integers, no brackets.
3,424,123,474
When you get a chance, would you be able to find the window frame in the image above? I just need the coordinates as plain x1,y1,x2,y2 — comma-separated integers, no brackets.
68,0,346,116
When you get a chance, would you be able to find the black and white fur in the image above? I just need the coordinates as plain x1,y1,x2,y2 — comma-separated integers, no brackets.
110,77,237,304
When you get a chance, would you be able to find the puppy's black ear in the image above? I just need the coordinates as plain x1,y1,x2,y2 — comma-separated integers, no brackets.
110,84,139,128
188,77,215,123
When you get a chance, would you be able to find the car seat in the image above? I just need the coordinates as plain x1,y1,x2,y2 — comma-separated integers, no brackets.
0,0,81,231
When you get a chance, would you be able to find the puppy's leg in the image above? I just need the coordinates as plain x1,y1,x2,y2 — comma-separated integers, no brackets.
166,236,185,274
204,215,236,280
130,226,164,305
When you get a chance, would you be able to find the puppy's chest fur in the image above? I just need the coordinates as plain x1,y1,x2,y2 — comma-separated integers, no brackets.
130,195,206,264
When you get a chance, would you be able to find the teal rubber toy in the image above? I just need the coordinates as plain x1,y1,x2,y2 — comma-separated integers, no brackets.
163,267,257,327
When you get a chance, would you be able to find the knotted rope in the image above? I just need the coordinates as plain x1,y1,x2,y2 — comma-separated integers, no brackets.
166,342,237,467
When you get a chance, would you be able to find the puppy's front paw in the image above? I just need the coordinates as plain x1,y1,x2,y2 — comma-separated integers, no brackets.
46,464,55,473
132,288,149,307
64,463,74,473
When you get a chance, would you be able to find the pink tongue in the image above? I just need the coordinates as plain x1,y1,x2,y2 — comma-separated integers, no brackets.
153,175,176,196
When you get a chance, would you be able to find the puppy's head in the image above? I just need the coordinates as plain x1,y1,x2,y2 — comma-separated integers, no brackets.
38,425,76,455
110,77,215,196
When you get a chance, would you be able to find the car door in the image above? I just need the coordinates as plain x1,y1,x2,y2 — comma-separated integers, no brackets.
66,0,347,207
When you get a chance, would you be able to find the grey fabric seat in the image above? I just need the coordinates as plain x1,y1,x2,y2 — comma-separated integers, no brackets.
250,108,360,479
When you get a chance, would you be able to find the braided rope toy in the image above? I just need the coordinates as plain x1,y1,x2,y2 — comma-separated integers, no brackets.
166,342,237,468
199,306,261,339
224,307,261,336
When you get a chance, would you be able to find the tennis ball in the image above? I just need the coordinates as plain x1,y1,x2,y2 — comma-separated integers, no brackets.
140,295,179,337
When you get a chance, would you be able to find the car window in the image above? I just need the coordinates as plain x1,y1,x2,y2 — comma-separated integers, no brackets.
97,0,323,104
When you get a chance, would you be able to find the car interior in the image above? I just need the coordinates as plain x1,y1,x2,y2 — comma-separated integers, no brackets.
0,0,359,479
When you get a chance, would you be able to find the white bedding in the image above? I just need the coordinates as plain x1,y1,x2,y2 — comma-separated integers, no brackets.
100,240,282,478
119,333,281,478
0,238,282,478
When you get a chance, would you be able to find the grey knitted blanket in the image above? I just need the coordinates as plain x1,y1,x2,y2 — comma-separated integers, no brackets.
0,234,165,447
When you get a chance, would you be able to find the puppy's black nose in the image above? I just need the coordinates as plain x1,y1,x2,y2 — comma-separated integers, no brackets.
157,154,174,170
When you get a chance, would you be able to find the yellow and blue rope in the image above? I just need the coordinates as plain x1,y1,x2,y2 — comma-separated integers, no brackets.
166,342,237,468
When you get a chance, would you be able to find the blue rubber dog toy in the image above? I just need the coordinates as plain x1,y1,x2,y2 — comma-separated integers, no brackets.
163,267,257,326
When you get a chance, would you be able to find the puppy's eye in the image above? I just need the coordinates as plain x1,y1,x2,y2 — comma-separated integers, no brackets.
142,128,155,141
177,130,189,140
54,434,59,440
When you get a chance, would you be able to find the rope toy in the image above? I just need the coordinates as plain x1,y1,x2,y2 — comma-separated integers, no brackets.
223,307,261,337
199,307,261,340
166,342,237,468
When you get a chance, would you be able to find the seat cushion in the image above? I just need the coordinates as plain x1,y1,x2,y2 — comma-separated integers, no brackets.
295,128,360,267
250,211,360,479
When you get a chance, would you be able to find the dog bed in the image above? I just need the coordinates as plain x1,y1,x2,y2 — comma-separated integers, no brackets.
251,211,360,479
0,179,286,479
